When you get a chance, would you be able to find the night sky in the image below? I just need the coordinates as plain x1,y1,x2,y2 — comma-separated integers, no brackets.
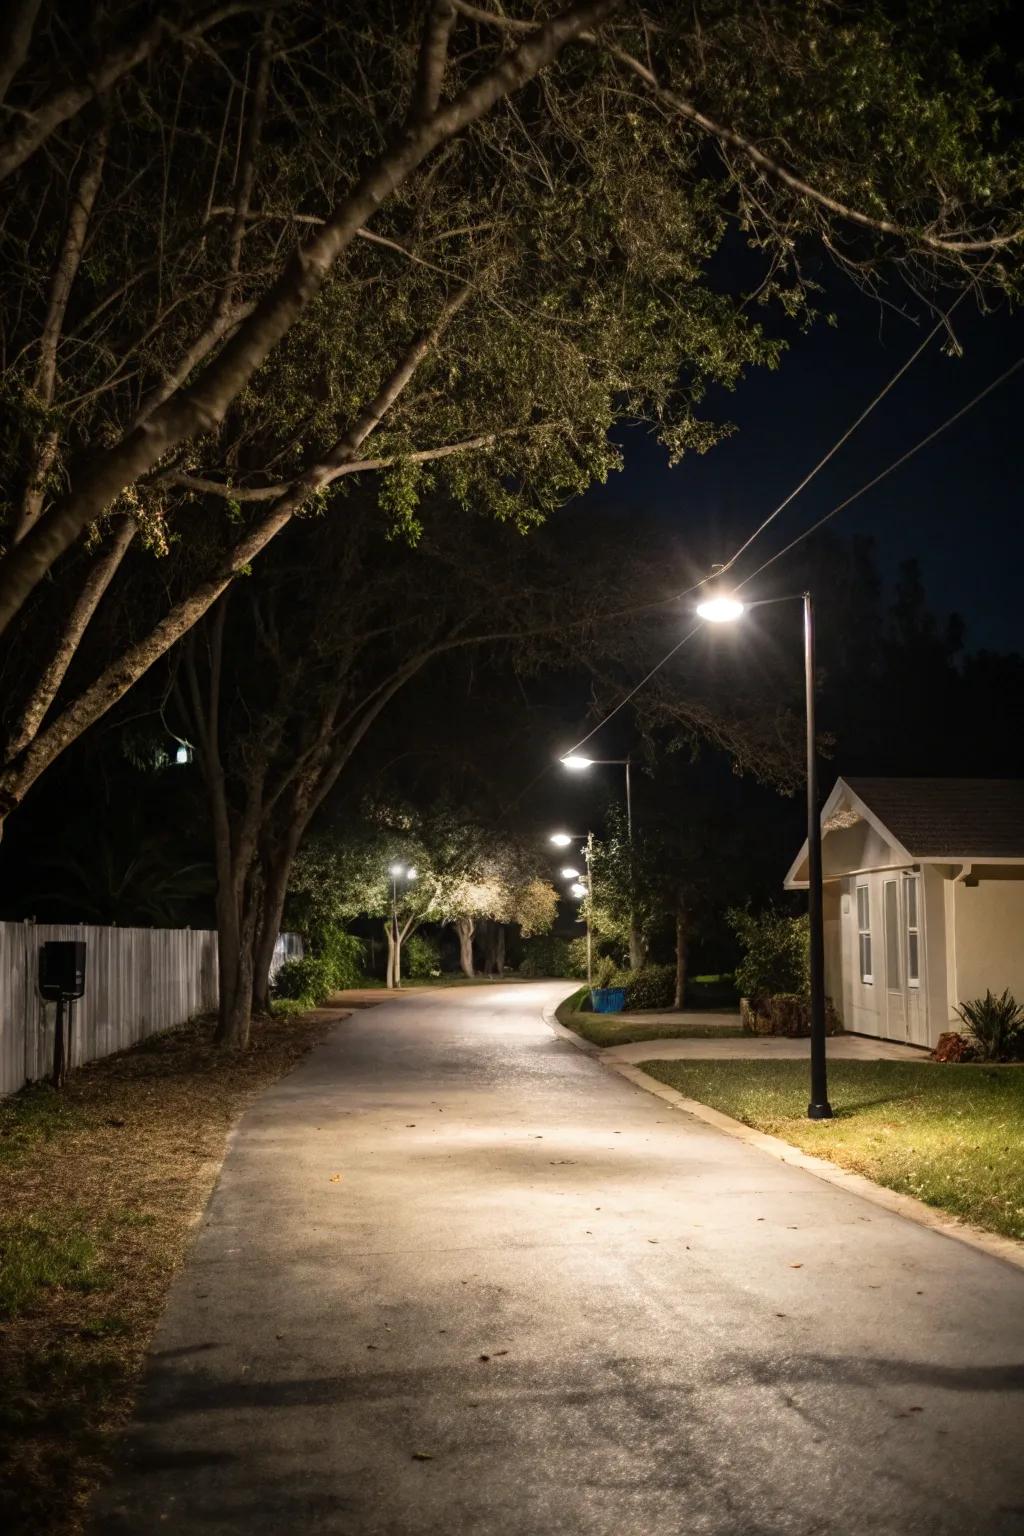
585,273,1024,654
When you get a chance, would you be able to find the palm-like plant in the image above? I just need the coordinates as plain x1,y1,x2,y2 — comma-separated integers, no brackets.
955,990,1024,1062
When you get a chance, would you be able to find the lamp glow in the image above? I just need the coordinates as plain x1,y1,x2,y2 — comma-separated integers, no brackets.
175,743,191,765
389,863,405,877
406,867,418,881
569,882,587,898
549,832,573,847
560,866,580,879
696,594,745,623
560,754,594,771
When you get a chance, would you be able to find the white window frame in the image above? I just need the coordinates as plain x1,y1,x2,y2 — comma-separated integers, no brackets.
856,883,873,984
904,873,920,989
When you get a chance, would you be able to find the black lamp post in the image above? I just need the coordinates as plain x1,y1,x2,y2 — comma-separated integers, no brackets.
697,587,832,1121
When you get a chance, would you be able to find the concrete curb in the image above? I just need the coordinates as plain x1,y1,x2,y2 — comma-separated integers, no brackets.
541,995,1024,1276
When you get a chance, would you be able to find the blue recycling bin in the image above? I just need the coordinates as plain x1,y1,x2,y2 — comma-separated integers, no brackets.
590,986,626,1014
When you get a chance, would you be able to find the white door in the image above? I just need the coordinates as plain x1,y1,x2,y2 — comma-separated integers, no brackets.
903,873,928,1046
883,878,908,1040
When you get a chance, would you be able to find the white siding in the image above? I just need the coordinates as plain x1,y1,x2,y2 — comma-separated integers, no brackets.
951,880,1024,1016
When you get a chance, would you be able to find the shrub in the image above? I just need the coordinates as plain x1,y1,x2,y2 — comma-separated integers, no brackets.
318,927,365,990
273,954,336,1004
593,954,618,989
273,927,365,1004
616,962,675,1011
405,932,441,979
518,935,573,977
566,937,590,979
728,907,809,1002
955,990,1024,1062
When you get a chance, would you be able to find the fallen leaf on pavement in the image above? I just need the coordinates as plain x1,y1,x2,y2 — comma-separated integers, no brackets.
329,1173,342,1183
479,1354,491,1362
412,1451,434,1461
789,1263,803,1269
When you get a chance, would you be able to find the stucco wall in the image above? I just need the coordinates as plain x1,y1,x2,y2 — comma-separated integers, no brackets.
951,879,1024,1012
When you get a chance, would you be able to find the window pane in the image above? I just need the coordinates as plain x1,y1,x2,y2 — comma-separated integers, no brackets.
907,931,920,983
884,881,900,988
859,932,872,982
857,885,869,929
906,876,918,928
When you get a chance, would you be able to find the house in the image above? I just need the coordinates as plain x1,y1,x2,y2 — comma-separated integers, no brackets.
785,778,1024,1048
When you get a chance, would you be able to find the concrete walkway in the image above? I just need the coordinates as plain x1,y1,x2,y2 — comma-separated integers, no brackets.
603,1032,927,1064
96,983,1024,1536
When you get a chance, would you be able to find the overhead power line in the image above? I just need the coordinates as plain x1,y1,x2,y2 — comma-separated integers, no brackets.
563,341,1024,758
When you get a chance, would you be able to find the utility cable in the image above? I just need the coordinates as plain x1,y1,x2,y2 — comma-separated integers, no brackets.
560,343,1024,758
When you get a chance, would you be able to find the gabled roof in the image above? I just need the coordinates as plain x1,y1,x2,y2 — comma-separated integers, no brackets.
842,777,1024,860
784,776,1024,888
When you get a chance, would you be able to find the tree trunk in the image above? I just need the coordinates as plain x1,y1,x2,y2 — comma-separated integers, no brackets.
251,844,291,1015
455,916,475,977
674,907,688,1011
494,922,506,976
384,921,399,989
629,921,646,971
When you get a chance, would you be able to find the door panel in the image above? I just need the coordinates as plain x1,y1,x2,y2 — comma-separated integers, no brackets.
883,878,908,1039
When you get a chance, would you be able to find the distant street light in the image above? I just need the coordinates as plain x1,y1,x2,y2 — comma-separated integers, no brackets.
548,829,594,992
696,585,832,1120
559,750,639,965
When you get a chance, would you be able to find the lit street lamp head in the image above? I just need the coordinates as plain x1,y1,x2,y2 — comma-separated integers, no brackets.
549,832,573,847
695,593,745,623
560,866,580,879
388,863,405,877
569,882,587,898
560,754,594,771
406,867,418,881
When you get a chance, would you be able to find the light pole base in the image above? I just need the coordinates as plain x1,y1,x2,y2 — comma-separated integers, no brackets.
807,1100,833,1121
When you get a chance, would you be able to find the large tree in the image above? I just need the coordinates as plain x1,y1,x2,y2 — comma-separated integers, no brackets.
1,0,1020,833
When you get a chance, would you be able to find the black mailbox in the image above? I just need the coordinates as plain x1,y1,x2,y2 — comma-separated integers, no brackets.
40,940,87,1001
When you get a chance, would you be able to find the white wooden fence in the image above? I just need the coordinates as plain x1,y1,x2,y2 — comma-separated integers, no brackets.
0,922,303,1096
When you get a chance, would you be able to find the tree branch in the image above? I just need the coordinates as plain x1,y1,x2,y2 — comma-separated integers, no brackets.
0,287,473,812
412,1,457,122
594,36,1024,257
0,0,620,639
0,1,264,184
0,0,42,105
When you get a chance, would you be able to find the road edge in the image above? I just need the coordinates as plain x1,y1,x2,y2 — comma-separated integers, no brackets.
541,995,1024,1276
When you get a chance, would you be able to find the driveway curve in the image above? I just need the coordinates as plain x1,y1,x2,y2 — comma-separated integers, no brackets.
96,981,1024,1536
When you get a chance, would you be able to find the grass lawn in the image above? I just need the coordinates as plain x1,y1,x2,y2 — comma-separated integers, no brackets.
556,989,743,1047
0,1007,341,1536
639,1059,1024,1241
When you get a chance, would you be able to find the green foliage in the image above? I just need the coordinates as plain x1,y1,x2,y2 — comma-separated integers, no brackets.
566,937,591,980
728,908,809,1001
272,955,336,1005
273,928,365,1005
405,932,441,979
955,990,1024,1063
594,954,619,989
518,935,572,978
616,963,676,1012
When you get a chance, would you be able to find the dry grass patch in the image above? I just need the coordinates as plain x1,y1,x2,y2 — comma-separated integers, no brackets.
0,1006,343,1536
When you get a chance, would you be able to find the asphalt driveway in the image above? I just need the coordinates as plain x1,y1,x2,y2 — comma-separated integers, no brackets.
95,982,1024,1535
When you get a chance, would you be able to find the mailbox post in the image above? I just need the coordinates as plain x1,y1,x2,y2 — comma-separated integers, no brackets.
39,941,87,1088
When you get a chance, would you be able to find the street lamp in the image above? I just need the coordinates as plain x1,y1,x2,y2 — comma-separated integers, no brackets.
559,751,640,967
696,586,833,1121
549,831,594,992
